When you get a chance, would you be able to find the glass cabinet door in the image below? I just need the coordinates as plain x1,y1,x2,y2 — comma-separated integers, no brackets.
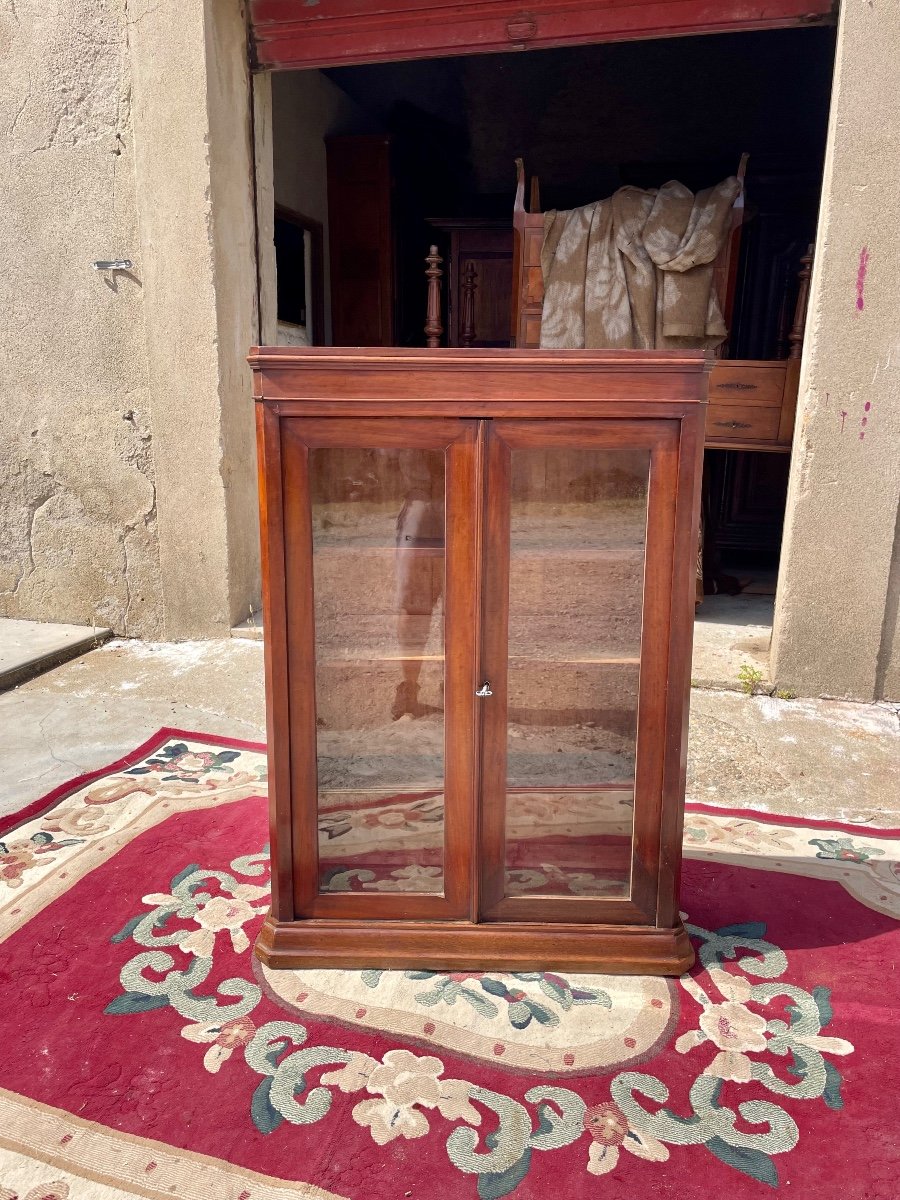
280,418,478,919
478,419,680,923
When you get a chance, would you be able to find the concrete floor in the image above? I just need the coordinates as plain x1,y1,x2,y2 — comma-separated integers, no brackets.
691,594,774,689
0,618,111,691
1,637,897,827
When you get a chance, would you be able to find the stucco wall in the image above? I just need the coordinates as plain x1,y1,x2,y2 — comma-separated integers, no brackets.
271,70,370,344
0,0,261,639
0,0,163,636
771,0,900,701
128,0,260,637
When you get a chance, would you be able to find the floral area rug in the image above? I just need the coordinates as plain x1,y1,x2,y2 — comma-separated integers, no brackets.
1,728,898,1200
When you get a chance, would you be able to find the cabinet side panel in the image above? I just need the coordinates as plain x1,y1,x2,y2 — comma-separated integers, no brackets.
630,427,680,919
280,425,321,915
657,407,706,927
256,404,294,921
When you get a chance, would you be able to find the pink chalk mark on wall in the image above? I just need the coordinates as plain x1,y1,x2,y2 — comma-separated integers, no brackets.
860,399,872,441
856,246,870,312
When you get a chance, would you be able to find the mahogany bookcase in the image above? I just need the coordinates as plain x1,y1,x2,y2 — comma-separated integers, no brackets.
251,347,708,975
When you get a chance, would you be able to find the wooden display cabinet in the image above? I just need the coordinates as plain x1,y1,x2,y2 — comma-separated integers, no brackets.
252,347,708,975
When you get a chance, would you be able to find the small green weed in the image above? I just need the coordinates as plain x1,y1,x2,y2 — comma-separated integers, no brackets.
738,663,765,695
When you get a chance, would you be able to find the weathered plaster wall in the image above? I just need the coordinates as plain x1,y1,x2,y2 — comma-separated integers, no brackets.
254,73,278,348
128,0,260,637
0,0,261,639
271,70,370,343
771,0,900,701
0,0,163,636
882,533,900,702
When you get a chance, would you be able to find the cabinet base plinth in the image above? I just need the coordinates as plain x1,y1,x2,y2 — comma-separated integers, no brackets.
255,913,694,976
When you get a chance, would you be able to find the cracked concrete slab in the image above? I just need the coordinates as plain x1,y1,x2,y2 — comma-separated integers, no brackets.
1,639,897,829
0,639,266,818
687,691,900,826
0,618,111,691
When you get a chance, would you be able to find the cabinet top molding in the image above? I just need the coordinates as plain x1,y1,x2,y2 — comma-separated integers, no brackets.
249,347,712,411
250,347,712,371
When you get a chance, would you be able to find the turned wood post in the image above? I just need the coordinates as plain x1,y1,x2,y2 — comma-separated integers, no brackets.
529,174,541,214
424,245,444,348
460,260,478,347
789,244,814,360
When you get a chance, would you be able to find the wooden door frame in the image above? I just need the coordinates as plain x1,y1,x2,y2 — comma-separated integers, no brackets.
250,0,835,72
273,414,480,922
273,203,326,346
477,418,681,926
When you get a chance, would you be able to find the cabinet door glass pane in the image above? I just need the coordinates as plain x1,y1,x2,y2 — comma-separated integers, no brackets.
310,447,446,896
505,447,648,899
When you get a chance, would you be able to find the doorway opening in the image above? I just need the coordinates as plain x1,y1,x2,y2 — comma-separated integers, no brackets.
262,25,837,684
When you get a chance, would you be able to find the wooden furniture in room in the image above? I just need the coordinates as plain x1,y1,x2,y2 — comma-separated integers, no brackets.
703,245,811,452
510,163,812,453
252,346,709,975
426,218,514,347
326,134,395,345
274,204,325,346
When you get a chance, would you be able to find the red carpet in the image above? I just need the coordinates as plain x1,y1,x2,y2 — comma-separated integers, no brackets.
1,728,898,1199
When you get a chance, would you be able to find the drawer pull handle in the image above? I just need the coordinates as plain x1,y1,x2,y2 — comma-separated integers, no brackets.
714,420,752,430
716,382,758,391
475,681,493,697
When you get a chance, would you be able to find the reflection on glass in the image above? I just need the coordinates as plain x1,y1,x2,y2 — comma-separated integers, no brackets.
310,448,446,895
504,447,649,898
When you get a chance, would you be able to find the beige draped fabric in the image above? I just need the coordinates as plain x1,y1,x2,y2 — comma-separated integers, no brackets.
539,177,741,350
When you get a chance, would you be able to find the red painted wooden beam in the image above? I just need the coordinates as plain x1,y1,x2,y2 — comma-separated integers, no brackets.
250,0,836,71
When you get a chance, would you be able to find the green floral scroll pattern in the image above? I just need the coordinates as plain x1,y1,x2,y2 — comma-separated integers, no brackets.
123,742,245,784
245,1032,586,1200
360,968,611,1029
105,854,854,1196
809,836,885,864
244,1021,353,1132
105,856,268,1019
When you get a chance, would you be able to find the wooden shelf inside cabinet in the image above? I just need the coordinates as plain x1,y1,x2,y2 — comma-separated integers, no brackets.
251,346,708,975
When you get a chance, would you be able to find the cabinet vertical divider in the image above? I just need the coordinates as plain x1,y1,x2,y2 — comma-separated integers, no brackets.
478,425,513,915
443,419,482,917
468,418,489,924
